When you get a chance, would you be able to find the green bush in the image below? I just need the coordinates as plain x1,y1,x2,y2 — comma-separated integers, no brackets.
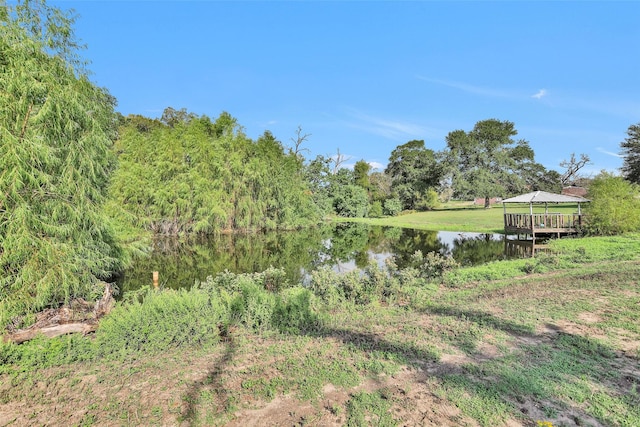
94,289,226,359
416,188,441,211
383,198,403,216
407,250,459,280
332,184,370,218
201,267,291,294
584,172,640,235
369,200,384,218
228,281,277,331
272,288,321,334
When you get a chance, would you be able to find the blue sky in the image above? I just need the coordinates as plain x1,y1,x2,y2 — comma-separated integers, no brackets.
54,1,639,175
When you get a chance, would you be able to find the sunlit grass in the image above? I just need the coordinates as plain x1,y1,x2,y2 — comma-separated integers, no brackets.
339,202,583,233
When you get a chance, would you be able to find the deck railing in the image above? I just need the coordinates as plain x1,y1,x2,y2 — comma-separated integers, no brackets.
504,213,583,232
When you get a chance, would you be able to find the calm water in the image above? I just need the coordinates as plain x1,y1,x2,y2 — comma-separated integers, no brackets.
116,223,523,293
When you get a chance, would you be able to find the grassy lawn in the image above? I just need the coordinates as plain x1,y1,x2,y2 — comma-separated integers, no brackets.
339,201,584,234
1,234,639,426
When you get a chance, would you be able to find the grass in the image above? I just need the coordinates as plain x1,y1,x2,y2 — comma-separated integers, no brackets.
340,201,584,233
1,233,639,426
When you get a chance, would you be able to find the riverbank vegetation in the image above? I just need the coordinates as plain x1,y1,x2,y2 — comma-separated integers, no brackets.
1,234,639,426
2,3,640,424
4,1,640,327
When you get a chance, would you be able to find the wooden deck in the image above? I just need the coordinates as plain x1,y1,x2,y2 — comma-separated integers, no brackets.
504,213,584,238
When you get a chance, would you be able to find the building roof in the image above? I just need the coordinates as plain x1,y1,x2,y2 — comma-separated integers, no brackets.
502,191,590,204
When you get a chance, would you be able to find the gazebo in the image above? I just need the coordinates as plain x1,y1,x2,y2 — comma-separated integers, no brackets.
502,191,589,240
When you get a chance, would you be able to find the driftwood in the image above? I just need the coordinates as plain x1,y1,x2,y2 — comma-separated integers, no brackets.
3,282,115,344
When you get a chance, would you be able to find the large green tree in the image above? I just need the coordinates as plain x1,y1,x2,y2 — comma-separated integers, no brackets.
385,140,442,210
445,119,541,207
0,0,121,324
109,110,320,233
621,122,640,185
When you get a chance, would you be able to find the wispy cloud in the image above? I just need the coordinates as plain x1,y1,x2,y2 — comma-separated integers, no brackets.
597,147,623,158
343,108,433,141
415,75,513,98
532,89,548,99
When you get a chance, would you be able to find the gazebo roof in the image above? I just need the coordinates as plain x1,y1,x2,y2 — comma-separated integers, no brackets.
502,191,589,204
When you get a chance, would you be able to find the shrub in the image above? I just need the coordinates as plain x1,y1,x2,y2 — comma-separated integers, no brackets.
201,267,291,294
416,188,441,211
584,172,640,235
272,288,321,334
407,250,459,280
94,288,226,359
383,198,403,216
228,281,276,331
369,200,383,218
332,184,370,218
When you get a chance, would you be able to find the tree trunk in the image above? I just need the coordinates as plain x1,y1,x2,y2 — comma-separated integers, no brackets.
484,196,491,209
3,282,115,344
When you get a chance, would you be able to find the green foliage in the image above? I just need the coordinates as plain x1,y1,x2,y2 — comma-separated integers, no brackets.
584,172,640,235
200,269,318,333
308,257,437,306
0,0,122,325
383,197,403,216
406,250,459,280
331,184,370,218
385,140,443,210
0,334,93,373
227,281,277,332
353,159,371,191
415,188,441,211
369,171,392,203
94,288,226,358
444,119,552,203
621,122,640,184
272,287,321,334
201,267,293,295
369,200,383,218
108,112,320,234
346,390,398,427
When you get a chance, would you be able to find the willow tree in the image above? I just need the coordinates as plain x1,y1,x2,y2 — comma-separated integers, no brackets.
109,110,320,234
0,1,121,325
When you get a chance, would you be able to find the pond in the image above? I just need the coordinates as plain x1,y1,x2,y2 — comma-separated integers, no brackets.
116,223,528,293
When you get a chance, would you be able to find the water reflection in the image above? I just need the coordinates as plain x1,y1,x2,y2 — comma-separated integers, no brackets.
116,223,520,293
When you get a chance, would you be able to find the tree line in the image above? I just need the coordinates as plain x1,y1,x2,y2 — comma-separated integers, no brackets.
2,0,640,326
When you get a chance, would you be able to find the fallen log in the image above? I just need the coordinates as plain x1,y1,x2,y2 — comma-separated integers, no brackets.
3,282,115,344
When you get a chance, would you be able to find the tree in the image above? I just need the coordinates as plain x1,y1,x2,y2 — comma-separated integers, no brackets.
445,119,533,208
289,125,311,159
160,106,196,128
353,160,371,192
560,153,591,186
621,123,640,184
331,185,370,218
369,171,392,203
0,0,121,325
331,148,350,174
109,112,320,234
584,172,640,235
385,140,442,210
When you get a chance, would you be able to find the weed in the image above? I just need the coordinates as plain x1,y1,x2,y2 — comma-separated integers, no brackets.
345,390,398,427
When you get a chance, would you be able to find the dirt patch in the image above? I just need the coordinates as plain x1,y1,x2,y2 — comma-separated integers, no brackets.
577,311,601,324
